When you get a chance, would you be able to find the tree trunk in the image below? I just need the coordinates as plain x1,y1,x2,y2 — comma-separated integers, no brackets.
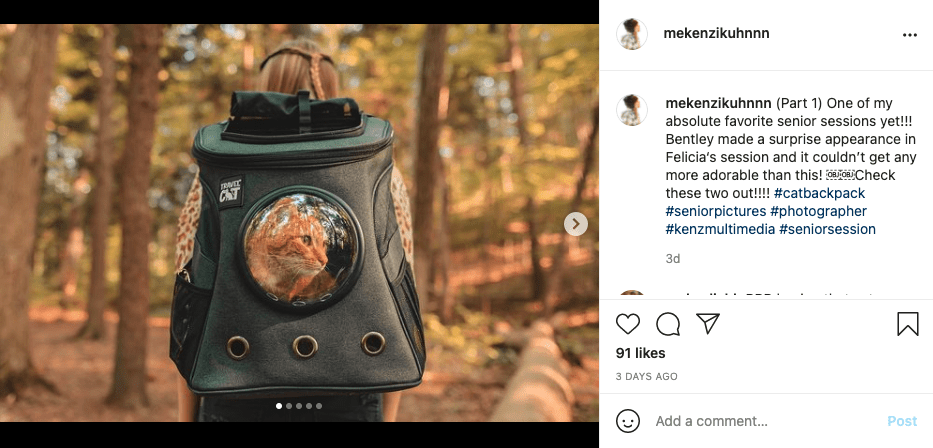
77,23,117,340
542,100,599,315
412,24,448,311
0,24,61,397
506,24,529,150
242,25,255,91
59,170,90,309
488,320,574,422
524,197,545,301
437,156,454,324
505,24,546,303
479,100,495,316
288,24,313,39
106,23,162,409
435,77,453,323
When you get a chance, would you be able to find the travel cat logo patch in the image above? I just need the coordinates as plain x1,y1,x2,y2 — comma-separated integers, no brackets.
218,175,244,209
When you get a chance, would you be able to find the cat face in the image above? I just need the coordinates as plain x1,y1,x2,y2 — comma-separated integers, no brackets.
263,203,328,276
245,196,334,301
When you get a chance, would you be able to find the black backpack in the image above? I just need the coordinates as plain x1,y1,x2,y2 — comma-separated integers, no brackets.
170,90,424,397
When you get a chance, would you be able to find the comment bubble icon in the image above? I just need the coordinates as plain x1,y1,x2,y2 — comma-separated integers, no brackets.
656,312,680,336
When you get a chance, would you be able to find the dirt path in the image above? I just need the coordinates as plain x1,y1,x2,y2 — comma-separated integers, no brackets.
0,306,597,422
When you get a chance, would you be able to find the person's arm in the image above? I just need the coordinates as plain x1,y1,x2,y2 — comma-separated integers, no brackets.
175,174,204,422
382,391,401,422
383,167,412,423
177,373,199,422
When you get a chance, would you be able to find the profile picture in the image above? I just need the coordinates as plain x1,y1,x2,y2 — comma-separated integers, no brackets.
617,94,646,126
618,18,646,50
621,290,643,295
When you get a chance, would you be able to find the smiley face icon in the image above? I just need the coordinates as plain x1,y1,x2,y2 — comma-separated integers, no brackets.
616,409,640,433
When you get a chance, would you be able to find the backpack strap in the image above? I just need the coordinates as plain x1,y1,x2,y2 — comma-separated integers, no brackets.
297,90,312,134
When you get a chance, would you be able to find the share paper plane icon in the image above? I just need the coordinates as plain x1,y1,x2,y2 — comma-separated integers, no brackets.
696,313,720,335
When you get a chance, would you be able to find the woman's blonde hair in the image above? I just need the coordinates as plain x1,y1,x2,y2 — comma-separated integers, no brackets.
257,37,339,99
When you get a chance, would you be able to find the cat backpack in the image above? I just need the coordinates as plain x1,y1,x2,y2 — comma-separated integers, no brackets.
170,90,424,397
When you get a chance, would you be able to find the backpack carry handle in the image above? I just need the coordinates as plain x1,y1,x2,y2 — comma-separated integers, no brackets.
224,91,361,137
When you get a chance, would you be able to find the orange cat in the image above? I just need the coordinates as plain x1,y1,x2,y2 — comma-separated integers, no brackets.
245,196,336,302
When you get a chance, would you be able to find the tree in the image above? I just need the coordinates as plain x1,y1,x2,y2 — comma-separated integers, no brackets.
505,24,546,303
106,24,162,409
0,24,61,397
506,24,529,151
412,24,448,310
434,82,454,322
541,100,599,315
58,169,90,309
77,23,117,340
436,155,454,323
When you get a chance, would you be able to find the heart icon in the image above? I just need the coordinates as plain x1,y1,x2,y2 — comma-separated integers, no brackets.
616,313,640,334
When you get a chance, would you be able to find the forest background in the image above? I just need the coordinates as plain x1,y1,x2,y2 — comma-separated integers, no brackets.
0,24,598,422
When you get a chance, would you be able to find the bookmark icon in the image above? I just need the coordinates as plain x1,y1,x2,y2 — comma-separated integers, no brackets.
897,312,919,336
696,313,720,335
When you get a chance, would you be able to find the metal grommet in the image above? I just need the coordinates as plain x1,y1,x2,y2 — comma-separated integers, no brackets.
361,332,386,356
226,336,250,360
292,335,318,358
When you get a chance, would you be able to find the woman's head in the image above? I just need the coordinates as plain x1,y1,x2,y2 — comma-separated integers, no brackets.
257,37,339,99
624,95,639,110
623,19,639,34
